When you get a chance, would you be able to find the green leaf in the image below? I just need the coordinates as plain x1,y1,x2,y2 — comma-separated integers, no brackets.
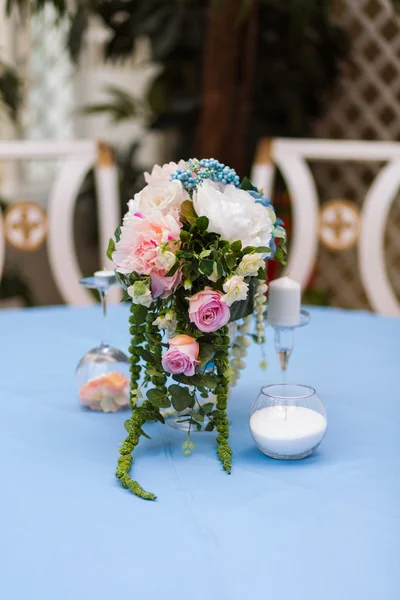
190,411,204,422
205,421,215,432
192,419,202,431
114,224,121,243
172,373,217,389
240,176,258,192
81,85,138,123
198,342,214,368
242,246,256,255
132,304,148,323
201,402,214,415
229,277,256,322
153,411,165,425
182,263,193,277
199,259,214,276
198,374,218,389
195,216,209,232
255,246,270,254
140,428,152,440
165,261,179,277
230,240,242,252
106,238,115,261
140,348,158,364
115,271,127,290
124,419,131,433
121,290,131,302
145,367,160,376
180,200,197,224
226,254,237,270
169,384,193,411
199,249,212,259
257,266,267,280
146,388,170,408
180,230,191,243
275,244,287,266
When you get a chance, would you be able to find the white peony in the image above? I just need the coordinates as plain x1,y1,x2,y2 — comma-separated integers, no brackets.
128,180,188,216
193,180,273,251
236,253,265,277
144,160,187,184
222,275,249,307
127,281,153,307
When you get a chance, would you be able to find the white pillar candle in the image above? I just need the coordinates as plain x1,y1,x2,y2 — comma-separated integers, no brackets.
250,406,327,458
267,276,301,327
94,269,116,286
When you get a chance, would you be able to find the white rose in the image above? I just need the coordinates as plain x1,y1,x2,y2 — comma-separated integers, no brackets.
128,179,188,216
193,180,273,251
153,310,177,332
155,247,176,272
236,253,265,277
127,281,153,307
222,275,249,307
144,160,187,184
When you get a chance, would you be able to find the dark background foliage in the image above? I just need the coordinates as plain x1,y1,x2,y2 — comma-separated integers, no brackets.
69,0,349,174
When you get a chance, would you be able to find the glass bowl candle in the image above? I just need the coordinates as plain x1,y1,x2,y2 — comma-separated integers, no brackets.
249,384,327,459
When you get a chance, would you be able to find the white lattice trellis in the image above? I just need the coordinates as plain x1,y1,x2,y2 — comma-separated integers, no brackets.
313,0,400,309
22,6,74,190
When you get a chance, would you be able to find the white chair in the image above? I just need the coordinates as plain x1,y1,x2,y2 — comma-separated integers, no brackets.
251,138,400,316
0,140,121,305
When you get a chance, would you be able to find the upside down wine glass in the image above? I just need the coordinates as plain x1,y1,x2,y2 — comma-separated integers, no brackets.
75,270,130,413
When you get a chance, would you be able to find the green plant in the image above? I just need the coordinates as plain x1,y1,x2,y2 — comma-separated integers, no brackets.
0,60,22,121
4,0,351,173
70,0,350,173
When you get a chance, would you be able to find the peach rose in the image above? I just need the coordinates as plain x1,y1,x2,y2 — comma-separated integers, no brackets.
79,372,129,413
161,334,200,376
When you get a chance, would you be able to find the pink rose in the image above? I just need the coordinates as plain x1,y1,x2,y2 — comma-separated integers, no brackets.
188,287,230,333
112,209,181,276
162,334,200,376
151,270,182,300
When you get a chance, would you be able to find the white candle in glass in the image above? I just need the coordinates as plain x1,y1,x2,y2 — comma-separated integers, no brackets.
250,406,327,457
267,276,301,327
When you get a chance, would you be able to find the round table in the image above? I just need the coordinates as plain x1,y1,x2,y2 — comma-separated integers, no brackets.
1,305,399,600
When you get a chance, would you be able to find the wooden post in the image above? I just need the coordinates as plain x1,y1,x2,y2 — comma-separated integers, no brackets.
196,0,242,164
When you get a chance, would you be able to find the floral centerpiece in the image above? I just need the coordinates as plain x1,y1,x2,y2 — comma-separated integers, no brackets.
107,158,286,500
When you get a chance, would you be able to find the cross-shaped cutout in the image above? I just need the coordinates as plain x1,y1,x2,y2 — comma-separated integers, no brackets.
4,201,48,251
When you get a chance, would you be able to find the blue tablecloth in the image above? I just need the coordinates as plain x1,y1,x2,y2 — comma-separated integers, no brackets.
1,305,399,600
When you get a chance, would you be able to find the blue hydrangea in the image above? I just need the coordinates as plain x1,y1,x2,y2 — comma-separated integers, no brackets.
170,158,240,194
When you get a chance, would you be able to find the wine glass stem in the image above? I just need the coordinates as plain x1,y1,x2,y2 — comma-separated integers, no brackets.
99,289,108,347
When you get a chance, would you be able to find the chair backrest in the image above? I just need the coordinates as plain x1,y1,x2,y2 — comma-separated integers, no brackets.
0,140,120,305
251,138,400,317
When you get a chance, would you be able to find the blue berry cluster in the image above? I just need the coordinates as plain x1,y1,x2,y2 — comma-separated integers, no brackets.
170,158,240,194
